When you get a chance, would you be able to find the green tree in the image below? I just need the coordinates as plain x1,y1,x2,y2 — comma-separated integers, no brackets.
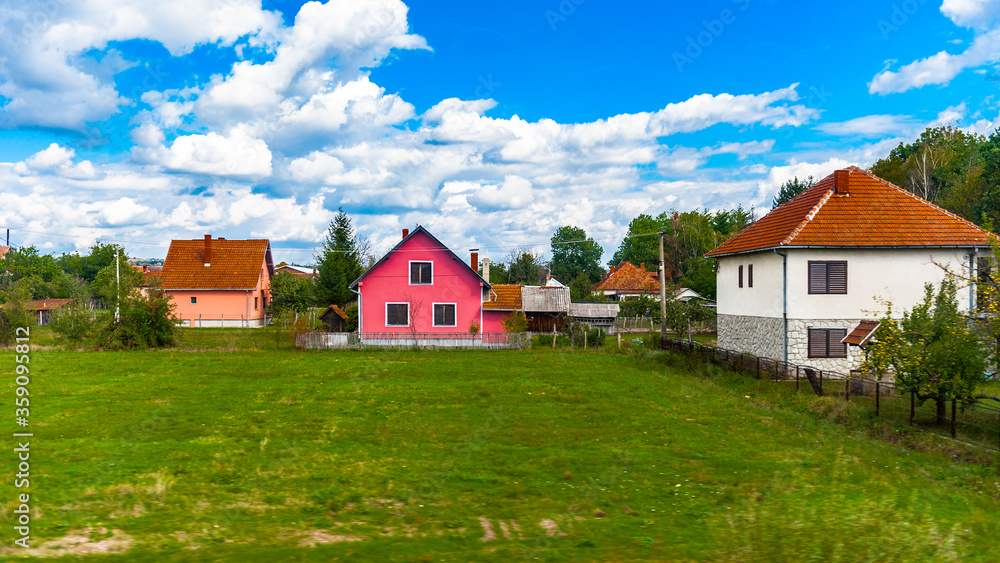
506,247,542,285
269,271,314,316
92,260,144,311
0,246,64,299
550,226,604,286
315,208,364,307
863,278,988,424
95,287,178,350
610,213,668,269
771,176,814,208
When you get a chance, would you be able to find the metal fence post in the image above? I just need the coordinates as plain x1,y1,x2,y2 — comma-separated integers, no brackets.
756,357,761,379
796,366,800,392
845,374,850,402
910,390,915,426
875,381,880,416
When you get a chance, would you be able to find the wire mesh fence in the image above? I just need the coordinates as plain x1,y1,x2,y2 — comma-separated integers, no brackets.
662,336,1000,450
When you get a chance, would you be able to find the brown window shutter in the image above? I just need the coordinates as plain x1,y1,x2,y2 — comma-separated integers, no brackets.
828,328,848,358
808,262,827,293
808,328,826,357
738,265,743,288
827,262,847,294
748,264,753,288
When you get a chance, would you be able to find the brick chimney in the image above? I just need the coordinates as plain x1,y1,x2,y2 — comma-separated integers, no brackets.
482,257,490,283
204,234,212,266
834,169,850,195
470,249,479,272
402,228,409,239
640,263,645,271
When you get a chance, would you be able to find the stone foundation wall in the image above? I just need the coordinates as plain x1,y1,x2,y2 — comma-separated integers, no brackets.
787,318,865,374
717,314,784,360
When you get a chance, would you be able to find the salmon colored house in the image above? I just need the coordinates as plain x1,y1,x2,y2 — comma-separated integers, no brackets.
160,235,274,328
350,226,509,337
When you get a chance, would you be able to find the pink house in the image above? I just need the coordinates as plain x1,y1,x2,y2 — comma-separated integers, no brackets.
160,235,274,328
350,226,509,338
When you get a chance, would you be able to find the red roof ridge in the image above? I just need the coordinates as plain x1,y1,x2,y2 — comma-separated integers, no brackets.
782,189,833,246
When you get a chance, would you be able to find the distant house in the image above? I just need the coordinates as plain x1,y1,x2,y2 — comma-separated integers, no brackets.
483,279,620,333
276,264,317,279
592,261,662,300
350,226,498,338
159,235,274,328
706,167,996,373
14,299,74,326
0,246,9,260
319,304,349,332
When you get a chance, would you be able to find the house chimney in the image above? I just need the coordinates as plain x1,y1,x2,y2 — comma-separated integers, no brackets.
204,234,212,266
834,169,850,195
483,257,490,283
402,228,409,240
640,263,645,271
470,249,479,272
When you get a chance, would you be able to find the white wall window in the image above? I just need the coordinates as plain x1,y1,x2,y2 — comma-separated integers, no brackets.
433,303,456,327
386,302,409,326
808,261,847,294
410,261,432,285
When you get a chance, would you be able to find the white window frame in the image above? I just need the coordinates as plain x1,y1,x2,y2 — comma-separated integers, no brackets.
432,302,457,327
409,260,433,285
385,302,410,327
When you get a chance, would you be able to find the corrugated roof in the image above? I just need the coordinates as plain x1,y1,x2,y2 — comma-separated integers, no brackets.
843,320,880,346
592,261,661,293
483,284,522,310
568,302,620,318
706,167,997,257
521,285,570,312
160,237,272,290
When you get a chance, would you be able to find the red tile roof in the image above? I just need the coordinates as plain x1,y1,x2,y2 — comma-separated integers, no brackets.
843,320,880,346
706,167,997,257
160,237,272,290
592,261,661,293
483,284,523,310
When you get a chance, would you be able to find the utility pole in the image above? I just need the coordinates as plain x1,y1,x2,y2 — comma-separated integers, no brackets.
659,230,667,348
115,246,121,322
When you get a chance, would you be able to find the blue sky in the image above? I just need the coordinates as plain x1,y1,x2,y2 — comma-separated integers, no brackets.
1,0,998,264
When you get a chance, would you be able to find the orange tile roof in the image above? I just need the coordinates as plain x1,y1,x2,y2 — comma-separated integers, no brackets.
843,320,880,346
160,237,272,290
483,284,522,310
21,298,74,311
592,261,661,293
321,304,349,320
706,167,997,257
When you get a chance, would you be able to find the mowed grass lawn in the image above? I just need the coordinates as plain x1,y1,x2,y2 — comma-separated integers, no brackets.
2,342,1000,561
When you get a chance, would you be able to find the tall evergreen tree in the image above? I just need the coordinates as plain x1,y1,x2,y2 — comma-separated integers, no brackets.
315,208,363,307
771,176,814,208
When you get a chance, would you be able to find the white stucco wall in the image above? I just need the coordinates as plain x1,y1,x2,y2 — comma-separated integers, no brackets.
715,250,785,318
716,247,979,321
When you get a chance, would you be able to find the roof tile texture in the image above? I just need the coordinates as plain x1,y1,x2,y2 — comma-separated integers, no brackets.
160,238,270,290
483,284,522,310
593,261,660,293
706,167,996,257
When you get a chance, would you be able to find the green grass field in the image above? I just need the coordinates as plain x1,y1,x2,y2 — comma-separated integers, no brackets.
2,333,1000,561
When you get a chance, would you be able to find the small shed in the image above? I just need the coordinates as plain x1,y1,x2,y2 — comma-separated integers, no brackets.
319,304,349,332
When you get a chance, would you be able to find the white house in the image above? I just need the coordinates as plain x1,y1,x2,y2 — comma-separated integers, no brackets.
705,167,996,373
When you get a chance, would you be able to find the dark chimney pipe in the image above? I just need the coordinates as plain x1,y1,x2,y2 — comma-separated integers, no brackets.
402,228,409,239
204,234,212,265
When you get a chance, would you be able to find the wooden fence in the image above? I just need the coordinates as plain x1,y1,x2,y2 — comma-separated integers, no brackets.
296,332,530,350
662,336,1000,450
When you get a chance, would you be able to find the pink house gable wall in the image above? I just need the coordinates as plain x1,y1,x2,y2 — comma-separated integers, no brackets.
358,230,485,334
